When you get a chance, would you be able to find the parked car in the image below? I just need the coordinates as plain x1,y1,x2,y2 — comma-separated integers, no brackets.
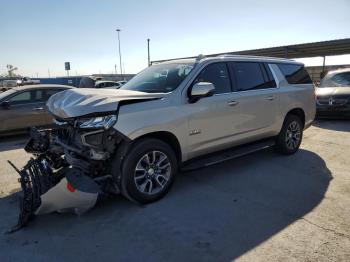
0,84,72,135
1,80,18,92
16,77,41,86
316,69,350,118
95,80,121,89
117,80,127,86
14,55,316,230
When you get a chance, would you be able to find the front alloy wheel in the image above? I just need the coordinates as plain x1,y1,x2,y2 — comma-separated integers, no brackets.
134,151,171,195
121,138,177,203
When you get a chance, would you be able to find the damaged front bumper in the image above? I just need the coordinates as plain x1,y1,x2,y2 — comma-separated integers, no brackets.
8,124,124,233
8,158,100,233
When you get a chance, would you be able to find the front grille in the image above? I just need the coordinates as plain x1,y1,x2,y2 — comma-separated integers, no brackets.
317,96,349,106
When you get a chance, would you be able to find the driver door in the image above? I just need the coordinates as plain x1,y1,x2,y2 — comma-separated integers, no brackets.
186,62,239,159
0,90,46,132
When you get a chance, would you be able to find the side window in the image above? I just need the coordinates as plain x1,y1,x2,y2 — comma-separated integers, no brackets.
45,89,62,99
276,64,312,84
195,63,231,94
9,91,32,105
229,62,269,91
33,90,44,101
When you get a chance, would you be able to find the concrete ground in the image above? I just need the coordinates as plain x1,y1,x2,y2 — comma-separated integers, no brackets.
0,120,349,262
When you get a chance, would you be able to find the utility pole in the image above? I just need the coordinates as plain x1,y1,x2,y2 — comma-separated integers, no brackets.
321,56,326,78
147,38,151,67
116,29,123,79
114,64,117,74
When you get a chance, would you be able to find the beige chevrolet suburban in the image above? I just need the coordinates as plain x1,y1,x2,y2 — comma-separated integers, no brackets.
11,55,316,230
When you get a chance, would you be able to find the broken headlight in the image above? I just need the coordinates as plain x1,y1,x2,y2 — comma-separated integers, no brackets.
78,115,117,130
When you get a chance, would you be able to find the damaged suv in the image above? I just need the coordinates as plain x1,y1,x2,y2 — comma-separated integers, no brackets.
11,55,315,231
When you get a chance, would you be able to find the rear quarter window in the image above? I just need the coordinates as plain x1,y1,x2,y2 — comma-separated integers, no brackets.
45,89,65,99
276,64,312,84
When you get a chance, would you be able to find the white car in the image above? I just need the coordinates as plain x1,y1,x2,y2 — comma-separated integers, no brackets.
95,80,121,89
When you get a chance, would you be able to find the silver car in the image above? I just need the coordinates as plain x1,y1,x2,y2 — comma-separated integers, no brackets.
316,68,350,118
12,55,316,230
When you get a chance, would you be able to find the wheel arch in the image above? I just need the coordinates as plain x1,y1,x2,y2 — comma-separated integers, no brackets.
285,108,305,127
134,131,182,164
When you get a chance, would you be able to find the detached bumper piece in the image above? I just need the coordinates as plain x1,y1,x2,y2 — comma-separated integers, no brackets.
8,157,61,233
7,157,101,233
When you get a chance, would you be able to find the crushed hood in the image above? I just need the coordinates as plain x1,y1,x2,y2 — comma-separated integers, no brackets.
316,87,350,97
47,88,164,119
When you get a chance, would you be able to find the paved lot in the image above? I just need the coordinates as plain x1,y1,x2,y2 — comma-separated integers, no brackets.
0,120,349,262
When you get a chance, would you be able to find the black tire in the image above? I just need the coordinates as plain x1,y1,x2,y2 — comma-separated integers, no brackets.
121,138,177,204
275,114,303,155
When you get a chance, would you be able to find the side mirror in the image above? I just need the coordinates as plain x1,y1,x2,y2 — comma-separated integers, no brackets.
1,101,10,109
189,82,215,102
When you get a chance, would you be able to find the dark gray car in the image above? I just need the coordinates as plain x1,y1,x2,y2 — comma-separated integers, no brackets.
0,84,72,135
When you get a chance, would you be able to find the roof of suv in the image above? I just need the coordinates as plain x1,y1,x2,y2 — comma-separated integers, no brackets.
158,55,302,65
12,84,73,91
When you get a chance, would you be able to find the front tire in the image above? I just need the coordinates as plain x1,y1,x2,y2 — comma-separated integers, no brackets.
121,138,177,204
275,114,303,155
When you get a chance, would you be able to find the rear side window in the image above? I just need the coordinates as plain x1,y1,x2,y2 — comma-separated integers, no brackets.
33,90,44,101
277,64,312,84
195,63,231,94
228,62,275,91
45,89,63,99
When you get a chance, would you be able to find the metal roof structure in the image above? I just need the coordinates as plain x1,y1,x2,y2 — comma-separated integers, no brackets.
152,38,350,63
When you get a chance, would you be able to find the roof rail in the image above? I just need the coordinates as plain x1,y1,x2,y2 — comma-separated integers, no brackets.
216,54,293,61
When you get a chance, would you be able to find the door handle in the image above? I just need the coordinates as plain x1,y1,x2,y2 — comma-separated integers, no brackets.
266,96,275,101
34,107,44,111
227,100,239,106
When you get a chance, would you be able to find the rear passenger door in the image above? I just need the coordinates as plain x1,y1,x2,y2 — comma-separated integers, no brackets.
228,61,279,140
40,88,65,124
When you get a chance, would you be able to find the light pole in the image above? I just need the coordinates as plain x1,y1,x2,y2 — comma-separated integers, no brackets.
116,29,123,79
147,38,151,67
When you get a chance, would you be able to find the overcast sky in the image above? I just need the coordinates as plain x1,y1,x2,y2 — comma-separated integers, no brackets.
1,0,349,77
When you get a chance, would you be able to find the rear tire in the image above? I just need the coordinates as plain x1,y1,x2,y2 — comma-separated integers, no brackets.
275,114,303,155
121,138,177,204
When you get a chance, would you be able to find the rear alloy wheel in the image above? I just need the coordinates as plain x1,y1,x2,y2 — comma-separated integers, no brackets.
285,121,301,150
121,138,177,203
275,114,303,154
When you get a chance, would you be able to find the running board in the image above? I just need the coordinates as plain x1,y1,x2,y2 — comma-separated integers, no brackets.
181,139,275,172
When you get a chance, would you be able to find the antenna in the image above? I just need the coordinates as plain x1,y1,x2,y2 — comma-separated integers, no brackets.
195,54,205,62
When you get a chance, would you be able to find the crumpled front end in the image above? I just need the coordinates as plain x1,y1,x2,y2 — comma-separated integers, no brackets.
8,88,163,233
8,118,124,233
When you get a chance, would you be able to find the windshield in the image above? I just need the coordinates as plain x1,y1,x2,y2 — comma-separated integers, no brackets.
320,72,350,87
120,63,194,93
0,89,16,101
